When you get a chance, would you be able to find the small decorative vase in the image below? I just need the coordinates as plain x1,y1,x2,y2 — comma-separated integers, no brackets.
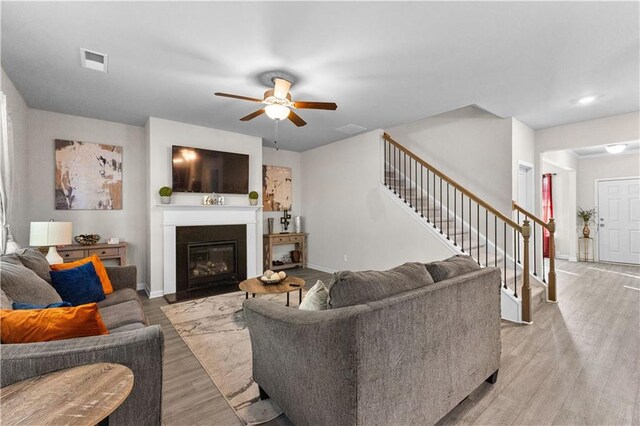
160,196,171,205
250,199,258,206
267,218,274,235
583,223,590,238
290,250,301,264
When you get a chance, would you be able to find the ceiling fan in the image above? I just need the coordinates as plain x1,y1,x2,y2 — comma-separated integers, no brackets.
214,78,337,127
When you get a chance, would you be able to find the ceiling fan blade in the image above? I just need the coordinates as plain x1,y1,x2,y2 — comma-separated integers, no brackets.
293,101,338,110
240,109,266,121
214,92,263,103
288,110,307,127
273,78,292,99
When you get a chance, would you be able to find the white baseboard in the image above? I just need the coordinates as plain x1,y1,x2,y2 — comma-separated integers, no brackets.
136,282,146,291
555,255,569,260
305,263,337,274
144,287,164,299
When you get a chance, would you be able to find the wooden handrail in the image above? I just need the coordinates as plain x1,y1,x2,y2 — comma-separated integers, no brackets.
383,132,522,231
512,201,551,229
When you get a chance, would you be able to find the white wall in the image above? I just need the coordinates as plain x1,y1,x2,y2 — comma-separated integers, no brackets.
262,147,303,262
301,129,454,272
577,153,640,210
146,117,263,296
511,118,536,211
1,69,30,247
387,105,513,215
26,109,148,284
541,158,576,260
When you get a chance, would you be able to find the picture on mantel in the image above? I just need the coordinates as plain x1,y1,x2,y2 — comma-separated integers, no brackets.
54,139,123,210
262,165,292,211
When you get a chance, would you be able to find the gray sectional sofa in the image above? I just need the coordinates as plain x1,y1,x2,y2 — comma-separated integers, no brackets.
0,249,163,425
244,257,502,425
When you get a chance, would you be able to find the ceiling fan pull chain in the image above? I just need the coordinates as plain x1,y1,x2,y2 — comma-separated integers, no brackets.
274,120,279,151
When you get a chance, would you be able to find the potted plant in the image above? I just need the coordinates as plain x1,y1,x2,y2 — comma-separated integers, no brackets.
249,191,259,206
577,207,597,238
159,186,173,204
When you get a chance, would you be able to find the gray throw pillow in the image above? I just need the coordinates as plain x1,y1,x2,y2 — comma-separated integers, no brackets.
299,280,329,311
0,261,62,305
327,262,434,309
425,255,481,282
14,248,53,283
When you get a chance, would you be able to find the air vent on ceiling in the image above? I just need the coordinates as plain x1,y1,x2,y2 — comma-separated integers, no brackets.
80,48,108,73
335,124,367,135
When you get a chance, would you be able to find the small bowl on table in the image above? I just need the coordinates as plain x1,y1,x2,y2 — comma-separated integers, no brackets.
74,234,101,246
259,271,287,285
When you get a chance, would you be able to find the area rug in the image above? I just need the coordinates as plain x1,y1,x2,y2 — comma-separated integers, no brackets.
161,289,306,425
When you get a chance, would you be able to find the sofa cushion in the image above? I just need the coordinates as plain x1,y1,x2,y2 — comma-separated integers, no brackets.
98,300,147,330
327,262,434,309
0,261,62,305
109,322,146,334
299,280,329,311
1,289,14,310
97,288,140,309
13,248,53,283
0,303,109,343
426,255,481,282
49,262,106,306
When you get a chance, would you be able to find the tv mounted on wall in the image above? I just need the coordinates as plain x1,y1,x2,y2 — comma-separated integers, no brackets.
171,145,249,194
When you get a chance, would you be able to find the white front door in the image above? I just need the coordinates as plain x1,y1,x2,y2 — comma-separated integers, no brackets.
598,178,640,264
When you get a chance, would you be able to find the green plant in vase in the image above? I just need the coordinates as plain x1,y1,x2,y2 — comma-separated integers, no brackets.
249,191,259,206
577,207,596,238
159,186,173,204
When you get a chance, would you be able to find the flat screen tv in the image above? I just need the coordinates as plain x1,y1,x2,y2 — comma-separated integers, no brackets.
171,145,249,194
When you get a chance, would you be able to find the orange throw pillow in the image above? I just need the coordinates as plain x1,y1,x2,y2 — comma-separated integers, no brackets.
0,303,109,343
51,255,114,294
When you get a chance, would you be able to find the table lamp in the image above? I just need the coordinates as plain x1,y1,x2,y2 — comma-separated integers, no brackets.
29,221,72,264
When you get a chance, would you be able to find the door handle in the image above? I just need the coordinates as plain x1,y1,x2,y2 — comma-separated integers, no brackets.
599,224,605,227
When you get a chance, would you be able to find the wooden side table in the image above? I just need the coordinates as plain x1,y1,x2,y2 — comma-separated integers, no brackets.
40,242,128,265
0,362,134,426
263,233,307,271
578,237,594,262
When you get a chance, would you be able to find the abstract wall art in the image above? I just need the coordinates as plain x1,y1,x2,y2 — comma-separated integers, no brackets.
55,139,123,210
262,165,292,211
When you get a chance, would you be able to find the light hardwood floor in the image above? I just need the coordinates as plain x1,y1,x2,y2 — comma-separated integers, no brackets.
140,261,640,425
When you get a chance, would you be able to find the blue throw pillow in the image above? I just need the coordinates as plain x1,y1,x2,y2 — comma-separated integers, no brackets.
49,262,106,306
12,301,73,310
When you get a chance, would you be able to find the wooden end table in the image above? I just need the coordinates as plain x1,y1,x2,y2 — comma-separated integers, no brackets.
0,362,134,426
240,276,305,306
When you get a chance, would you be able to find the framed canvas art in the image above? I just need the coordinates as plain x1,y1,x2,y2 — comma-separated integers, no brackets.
55,139,123,210
262,165,292,211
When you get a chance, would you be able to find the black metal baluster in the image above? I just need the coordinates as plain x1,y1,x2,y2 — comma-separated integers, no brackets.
403,151,407,202
420,166,424,217
485,210,488,267
384,139,388,187
408,158,412,208
426,170,430,223
533,225,538,276
469,197,472,255
503,222,507,290
477,203,480,265
433,172,437,229
414,159,418,213
513,228,518,298
393,145,397,193
542,235,547,283
453,188,457,246
461,193,465,252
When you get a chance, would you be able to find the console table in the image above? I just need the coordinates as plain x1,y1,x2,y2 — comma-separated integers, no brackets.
263,233,307,271
41,242,128,265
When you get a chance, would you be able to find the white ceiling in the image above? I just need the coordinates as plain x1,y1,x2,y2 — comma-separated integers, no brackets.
2,2,639,152
572,140,640,158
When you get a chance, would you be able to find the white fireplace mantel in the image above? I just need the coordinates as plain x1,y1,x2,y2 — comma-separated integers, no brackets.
161,205,261,295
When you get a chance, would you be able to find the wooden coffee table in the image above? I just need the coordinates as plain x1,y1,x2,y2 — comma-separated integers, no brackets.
0,362,134,425
240,276,305,306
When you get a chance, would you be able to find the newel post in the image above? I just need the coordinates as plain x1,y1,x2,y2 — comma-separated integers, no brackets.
521,219,532,324
547,218,557,302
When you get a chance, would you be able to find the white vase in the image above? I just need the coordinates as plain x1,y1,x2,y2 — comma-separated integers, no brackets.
160,196,171,204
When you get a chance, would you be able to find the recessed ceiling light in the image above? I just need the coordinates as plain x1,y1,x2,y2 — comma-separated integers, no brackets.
605,144,627,154
80,48,108,73
577,96,596,105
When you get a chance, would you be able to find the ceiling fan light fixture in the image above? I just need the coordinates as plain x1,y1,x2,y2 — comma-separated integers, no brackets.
605,144,627,154
265,104,290,120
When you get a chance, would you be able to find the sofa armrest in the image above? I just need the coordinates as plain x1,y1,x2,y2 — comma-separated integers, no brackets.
105,265,137,291
243,300,369,426
1,325,164,426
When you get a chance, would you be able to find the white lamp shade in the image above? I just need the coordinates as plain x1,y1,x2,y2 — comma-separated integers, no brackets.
29,222,73,246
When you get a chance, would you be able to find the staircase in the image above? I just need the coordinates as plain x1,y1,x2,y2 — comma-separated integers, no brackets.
381,133,557,324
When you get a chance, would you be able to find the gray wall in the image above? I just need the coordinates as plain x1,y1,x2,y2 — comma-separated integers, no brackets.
26,109,147,286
